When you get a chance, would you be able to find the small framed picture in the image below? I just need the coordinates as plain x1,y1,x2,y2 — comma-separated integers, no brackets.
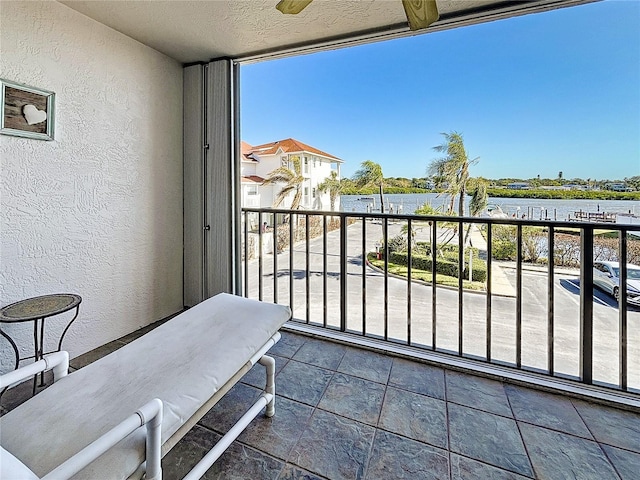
1,79,55,141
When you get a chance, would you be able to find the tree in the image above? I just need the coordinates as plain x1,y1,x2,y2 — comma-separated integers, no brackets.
316,171,342,211
262,155,304,210
468,178,489,217
429,131,478,216
463,177,489,245
626,176,640,191
353,160,386,213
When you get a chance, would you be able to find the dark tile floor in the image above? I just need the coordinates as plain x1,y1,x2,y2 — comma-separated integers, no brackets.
2,328,640,479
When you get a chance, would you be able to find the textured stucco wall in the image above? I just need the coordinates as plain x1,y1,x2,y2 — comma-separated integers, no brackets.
0,1,183,372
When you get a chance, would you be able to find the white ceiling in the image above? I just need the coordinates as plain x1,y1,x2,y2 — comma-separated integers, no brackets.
60,0,594,64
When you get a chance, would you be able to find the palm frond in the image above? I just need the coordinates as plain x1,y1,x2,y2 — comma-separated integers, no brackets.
273,186,294,207
263,167,295,185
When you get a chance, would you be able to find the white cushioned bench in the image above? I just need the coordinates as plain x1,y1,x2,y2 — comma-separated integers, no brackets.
0,293,291,479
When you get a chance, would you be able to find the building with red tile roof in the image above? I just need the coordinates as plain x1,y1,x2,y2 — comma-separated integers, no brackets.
241,138,342,211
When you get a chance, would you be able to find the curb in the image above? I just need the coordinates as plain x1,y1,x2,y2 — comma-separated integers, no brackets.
495,262,579,276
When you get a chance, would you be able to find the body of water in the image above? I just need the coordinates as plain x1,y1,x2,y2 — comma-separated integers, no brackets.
340,193,639,222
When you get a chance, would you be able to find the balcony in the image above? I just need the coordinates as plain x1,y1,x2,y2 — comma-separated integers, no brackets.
241,208,640,396
2,325,639,479
2,209,638,479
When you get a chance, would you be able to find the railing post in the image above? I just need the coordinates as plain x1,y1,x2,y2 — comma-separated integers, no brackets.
361,217,367,336
458,219,464,356
619,229,628,390
383,217,389,340
323,215,328,328
258,211,263,301
273,212,278,304
407,218,412,345
486,222,492,362
516,223,522,368
289,213,294,312
243,210,248,297
431,219,437,350
340,214,347,331
306,214,310,323
547,226,555,375
580,226,594,385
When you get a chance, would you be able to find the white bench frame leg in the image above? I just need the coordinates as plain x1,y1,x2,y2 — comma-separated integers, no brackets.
259,355,276,417
183,333,281,480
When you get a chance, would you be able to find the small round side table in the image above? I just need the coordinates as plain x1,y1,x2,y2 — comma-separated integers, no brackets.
0,293,82,395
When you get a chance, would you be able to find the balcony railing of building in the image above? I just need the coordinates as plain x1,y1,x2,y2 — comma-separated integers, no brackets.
241,207,639,400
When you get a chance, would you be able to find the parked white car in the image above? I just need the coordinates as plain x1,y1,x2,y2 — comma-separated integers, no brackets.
593,261,640,306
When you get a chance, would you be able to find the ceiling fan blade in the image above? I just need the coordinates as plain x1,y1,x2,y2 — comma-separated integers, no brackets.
276,0,314,15
402,0,439,30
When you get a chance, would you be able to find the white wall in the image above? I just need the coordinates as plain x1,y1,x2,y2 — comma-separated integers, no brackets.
0,1,184,372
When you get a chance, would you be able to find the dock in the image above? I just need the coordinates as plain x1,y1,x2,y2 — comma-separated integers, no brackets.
569,210,617,223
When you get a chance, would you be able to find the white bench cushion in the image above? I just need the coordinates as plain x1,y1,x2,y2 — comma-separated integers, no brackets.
1,293,290,479
0,446,39,480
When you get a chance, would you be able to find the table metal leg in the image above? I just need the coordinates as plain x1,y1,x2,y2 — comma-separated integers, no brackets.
38,318,46,387
0,327,20,370
0,327,20,401
57,306,81,352
33,319,40,395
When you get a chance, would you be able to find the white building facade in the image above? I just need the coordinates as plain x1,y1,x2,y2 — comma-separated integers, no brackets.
241,138,343,211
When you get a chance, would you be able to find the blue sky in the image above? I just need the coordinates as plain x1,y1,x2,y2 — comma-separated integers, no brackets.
241,0,639,181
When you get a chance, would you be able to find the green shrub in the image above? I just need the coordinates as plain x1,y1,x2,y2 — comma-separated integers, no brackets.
492,240,517,260
388,247,487,283
386,234,407,253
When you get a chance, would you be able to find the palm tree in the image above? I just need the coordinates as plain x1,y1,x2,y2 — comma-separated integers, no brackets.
468,178,489,217
353,160,386,213
429,131,478,216
316,170,342,211
463,177,489,245
262,155,304,210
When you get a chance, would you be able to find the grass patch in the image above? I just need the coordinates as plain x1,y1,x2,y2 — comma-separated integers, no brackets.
367,253,486,291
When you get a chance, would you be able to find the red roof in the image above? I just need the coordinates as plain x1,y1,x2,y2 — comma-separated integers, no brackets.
241,175,265,184
247,138,342,162
241,141,258,162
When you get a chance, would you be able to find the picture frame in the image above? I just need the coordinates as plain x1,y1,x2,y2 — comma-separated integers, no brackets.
1,79,55,141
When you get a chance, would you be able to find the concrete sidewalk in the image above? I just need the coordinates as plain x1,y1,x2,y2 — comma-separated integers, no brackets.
467,225,516,297
466,224,581,295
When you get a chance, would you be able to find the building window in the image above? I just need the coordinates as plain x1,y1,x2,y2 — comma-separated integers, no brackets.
304,187,309,196
312,188,316,198
281,156,287,167
304,157,309,174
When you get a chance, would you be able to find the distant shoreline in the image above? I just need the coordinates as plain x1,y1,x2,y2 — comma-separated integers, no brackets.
485,188,639,201
342,187,640,201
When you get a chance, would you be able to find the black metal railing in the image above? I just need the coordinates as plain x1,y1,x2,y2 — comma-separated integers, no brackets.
241,207,638,393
